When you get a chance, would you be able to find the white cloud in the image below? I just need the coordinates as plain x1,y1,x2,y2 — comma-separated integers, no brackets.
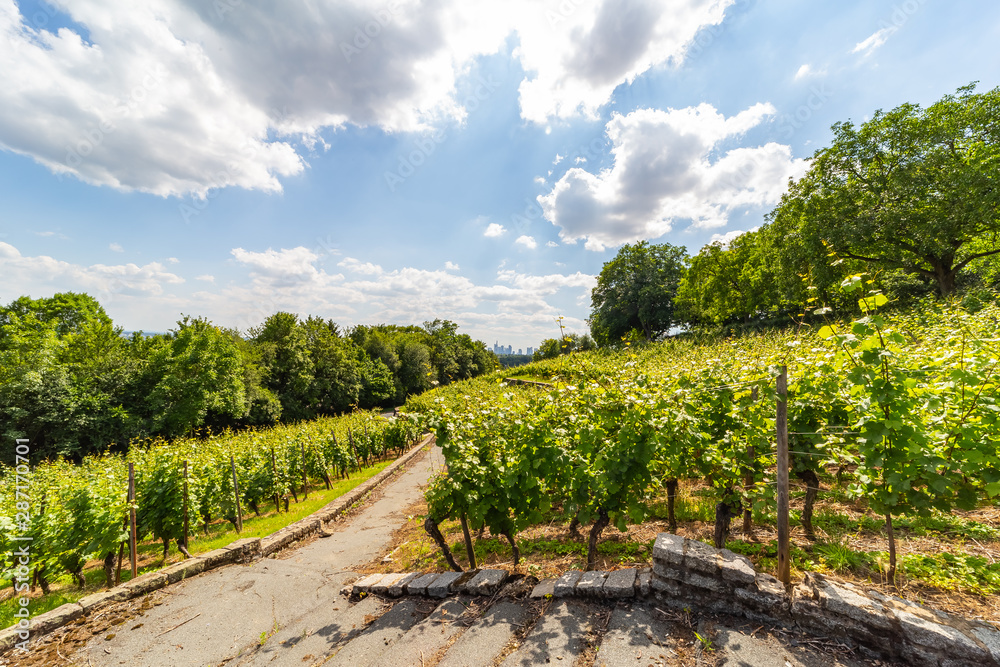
232,247,322,285
539,104,807,251
109,243,124,252
195,274,215,283
553,154,565,165
515,235,537,249
36,230,69,240
546,241,559,247
0,0,739,196
534,176,546,185
337,257,384,275
445,261,460,270
574,157,587,164
167,257,180,264
852,27,895,57
794,64,825,80
484,223,507,238
708,226,759,249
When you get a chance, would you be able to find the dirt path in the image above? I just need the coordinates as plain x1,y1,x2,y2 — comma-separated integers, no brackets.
57,445,444,667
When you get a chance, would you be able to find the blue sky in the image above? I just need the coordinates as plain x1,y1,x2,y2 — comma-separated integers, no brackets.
1,0,998,349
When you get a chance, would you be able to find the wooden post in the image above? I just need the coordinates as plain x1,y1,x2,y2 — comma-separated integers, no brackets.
230,455,243,533
128,462,137,580
271,447,280,513
776,366,790,588
182,461,190,556
460,514,477,570
301,442,309,500
744,385,758,535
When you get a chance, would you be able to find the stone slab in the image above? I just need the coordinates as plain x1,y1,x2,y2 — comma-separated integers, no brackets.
438,600,536,667
78,588,131,614
529,577,555,599
636,568,652,596
121,571,168,596
351,572,387,593
405,572,441,596
30,603,85,636
603,568,637,598
426,570,463,598
325,598,425,667
371,572,408,595
576,570,608,598
500,599,596,667
464,568,508,596
161,557,206,584
372,597,470,667
387,572,420,597
594,602,676,666
553,569,582,597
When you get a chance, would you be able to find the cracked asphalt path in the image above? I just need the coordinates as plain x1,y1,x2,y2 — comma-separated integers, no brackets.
78,445,443,667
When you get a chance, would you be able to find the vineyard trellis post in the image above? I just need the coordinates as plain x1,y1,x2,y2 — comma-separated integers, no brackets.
271,447,280,513
301,442,309,500
230,455,243,533
776,366,790,588
744,385,758,535
182,460,190,557
128,462,137,580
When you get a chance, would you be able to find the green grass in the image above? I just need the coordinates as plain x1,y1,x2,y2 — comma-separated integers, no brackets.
0,457,397,629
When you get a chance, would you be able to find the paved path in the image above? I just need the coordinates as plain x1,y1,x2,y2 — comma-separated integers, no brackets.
75,443,889,667
79,446,444,667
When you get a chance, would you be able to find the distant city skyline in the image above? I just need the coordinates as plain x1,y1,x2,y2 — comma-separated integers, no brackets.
492,341,533,357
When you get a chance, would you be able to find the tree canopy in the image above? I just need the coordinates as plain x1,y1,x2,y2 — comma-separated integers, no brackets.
589,241,688,344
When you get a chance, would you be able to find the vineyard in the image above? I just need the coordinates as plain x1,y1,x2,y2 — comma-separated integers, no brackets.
407,285,1000,604
0,411,420,610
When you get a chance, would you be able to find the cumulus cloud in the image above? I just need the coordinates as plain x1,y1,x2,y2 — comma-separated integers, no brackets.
445,261,460,270
794,63,825,80
708,226,759,249
852,27,895,57
109,243,124,252
484,223,507,237
0,0,738,196
539,104,807,251
337,257,383,275
232,247,322,286
195,274,215,283
515,235,538,249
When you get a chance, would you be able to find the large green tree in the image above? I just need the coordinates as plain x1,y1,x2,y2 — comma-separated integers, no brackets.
781,83,1000,296
589,241,688,344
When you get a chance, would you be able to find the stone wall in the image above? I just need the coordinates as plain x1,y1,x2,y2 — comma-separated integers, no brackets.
651,533,1000,667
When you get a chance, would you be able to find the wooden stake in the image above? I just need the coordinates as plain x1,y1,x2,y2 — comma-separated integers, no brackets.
776,366,790,588
460,514,477,570
230,455,243,533
182,461,190,556
128,462,137,580
301,442,309,500
271,447,280,513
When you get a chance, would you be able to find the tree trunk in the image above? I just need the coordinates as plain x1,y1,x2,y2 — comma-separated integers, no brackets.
886,513,897,589
586,509,610,571
665,479,678,533
568,512,582,539
502,530,520,566
713,496,740,549
424,517,463,572
798,469,821,540
162,536,170,561
103,551,117,589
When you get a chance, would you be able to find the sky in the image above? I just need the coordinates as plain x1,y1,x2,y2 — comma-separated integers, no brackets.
1,0,998,350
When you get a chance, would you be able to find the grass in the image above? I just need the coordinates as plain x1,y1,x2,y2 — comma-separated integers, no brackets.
0,457,396,629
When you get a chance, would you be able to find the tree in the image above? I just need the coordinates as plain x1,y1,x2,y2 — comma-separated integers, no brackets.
589,241,688,344
780,83,1000,296
251,312,314,421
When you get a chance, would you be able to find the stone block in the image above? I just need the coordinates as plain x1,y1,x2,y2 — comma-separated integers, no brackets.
30,603,84,636
78,588,131,614
575,571,607,598
680,539,721,576
121,571,168,597
972,624,1000,664
427,571,463,598
224,537,262,563
387,573,420,597
372,573,408,594
351,572,386,594
0,624,24,651
649,576,682,597
894,609,985,661
635,568,652,597
161,557,206,584
717,548,756,586
529,578,556,599
200,547,238,569
755,572,785,597
405,573,441,596
553,570,582,597
806,574,893,632
652,533,685,566
464,569,508,596
603,568,636,598
685,570,728,594
651,562,683,582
